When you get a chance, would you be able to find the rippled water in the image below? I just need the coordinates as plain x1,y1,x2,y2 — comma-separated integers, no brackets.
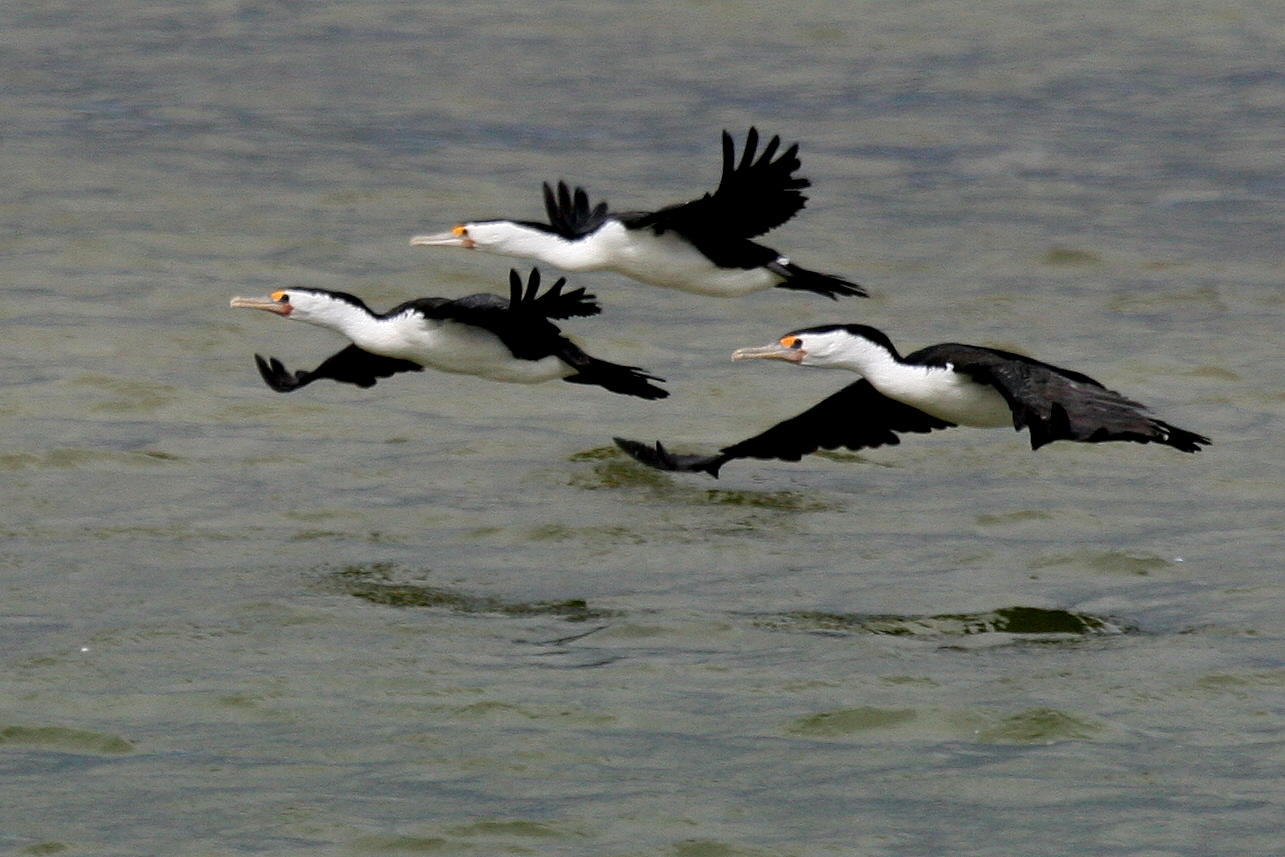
2,1,1283,855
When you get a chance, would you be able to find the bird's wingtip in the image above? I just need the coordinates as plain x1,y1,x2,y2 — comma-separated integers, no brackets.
613,437,722,476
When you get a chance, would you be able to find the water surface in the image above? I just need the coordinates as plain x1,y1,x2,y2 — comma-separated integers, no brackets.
1,1,1283,855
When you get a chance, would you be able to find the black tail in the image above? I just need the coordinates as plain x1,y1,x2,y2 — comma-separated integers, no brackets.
614,437,725,476
562,355,668,400
767,260,867,300
1024,401,1211,454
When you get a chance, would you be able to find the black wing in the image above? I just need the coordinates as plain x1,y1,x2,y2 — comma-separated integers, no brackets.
396,269,600,362
386,270,666,399
404,268,599,325
613,437,727,476
253,346,423,393
616,379,954,477
506,266,600,320
627,128,810,242
542,181,612,239
914,344,1210,452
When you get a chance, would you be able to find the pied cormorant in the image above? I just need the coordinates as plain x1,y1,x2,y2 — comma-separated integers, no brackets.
410,128,865,300
615,323,1209,476
230,268,667,400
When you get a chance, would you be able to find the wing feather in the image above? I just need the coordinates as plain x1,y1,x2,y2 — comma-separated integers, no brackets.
253,346,423,392
628,127,810,241
716,379,954,463
616,380,954,476
912,344,1209,451
542,181,611,239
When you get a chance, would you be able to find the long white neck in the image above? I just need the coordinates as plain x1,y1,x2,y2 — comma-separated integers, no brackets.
291,299,390,348
471,221,614,270
822,335,1012,427
816,336,905,381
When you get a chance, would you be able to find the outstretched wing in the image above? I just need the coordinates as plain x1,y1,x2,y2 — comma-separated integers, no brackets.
917,344,1210,452
627,128,810,241
542,181,612,239
717,379,953,461
616,379,954,477
404,269,599,331
253,346,423,392
506,266,600,319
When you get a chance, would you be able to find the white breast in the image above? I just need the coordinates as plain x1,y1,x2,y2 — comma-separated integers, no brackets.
350,313,572,384
473,219,783,296
875,364,1015,428
602,225,782,297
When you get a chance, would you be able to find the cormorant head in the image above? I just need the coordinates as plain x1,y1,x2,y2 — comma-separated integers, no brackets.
230,288,371,327
731,324,900,370
410,221,550,256
410,223,477,250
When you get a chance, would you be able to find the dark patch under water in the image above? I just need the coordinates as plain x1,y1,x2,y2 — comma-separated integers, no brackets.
757,606,1129,638
330,565,1125,640
570,451,840,512
0,725,135,754
330,564,614,622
